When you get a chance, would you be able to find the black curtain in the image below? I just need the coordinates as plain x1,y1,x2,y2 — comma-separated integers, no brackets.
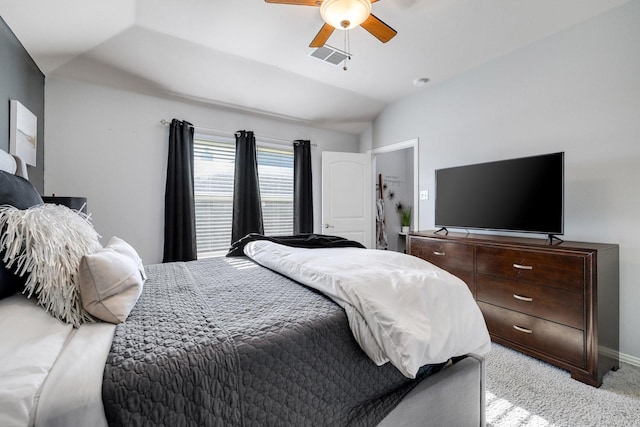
293,140,313,234
163,119,197,262
230,130,263,245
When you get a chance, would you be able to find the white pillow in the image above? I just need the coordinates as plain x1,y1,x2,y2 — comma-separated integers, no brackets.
0,204,102,326
78,237,145,324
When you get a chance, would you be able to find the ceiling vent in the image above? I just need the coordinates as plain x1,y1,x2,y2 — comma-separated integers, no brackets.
309,45,351,66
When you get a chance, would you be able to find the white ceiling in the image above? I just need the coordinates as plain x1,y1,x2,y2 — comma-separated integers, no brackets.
0,0,630,134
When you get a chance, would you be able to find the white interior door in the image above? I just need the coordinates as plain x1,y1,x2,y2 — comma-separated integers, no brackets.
321,151,372,247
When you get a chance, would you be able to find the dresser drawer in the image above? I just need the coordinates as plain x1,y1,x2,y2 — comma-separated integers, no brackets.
409,237,473,272
479,302,585,368
477,275,584,329
476,246,585,292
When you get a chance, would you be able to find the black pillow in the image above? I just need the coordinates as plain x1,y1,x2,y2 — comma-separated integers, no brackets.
0,170,43,299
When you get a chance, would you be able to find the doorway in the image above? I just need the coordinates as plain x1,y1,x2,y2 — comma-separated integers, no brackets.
321,151,372,247
371,139,419,253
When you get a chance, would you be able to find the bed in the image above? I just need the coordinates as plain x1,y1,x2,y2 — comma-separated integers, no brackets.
0,148,489,426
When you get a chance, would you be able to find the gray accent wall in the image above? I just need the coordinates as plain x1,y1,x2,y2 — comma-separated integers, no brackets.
0,16,45,192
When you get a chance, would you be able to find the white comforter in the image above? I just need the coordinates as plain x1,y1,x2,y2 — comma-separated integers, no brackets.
244,241,491,378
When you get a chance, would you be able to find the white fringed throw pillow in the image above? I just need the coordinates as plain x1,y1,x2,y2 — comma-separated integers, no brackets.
0,204,102,326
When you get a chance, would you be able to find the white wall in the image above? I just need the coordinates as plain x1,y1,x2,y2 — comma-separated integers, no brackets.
44,77,359,264
372,1,640,360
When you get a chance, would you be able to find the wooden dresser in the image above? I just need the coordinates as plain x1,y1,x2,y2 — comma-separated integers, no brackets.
408,231,619,387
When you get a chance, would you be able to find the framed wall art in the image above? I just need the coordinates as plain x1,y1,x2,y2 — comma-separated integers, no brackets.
9,99,37,166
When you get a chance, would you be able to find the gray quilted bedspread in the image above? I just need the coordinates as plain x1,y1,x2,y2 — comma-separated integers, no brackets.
102,257,443,426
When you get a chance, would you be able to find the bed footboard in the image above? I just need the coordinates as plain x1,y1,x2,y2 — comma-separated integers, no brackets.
378,354,485,427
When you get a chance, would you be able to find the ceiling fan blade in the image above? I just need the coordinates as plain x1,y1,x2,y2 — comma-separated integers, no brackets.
264,0,320,6
310,23,335,48
361,13,397,43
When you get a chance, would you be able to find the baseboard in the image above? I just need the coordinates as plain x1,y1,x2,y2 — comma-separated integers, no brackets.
601,346,640,367
620,351,640,367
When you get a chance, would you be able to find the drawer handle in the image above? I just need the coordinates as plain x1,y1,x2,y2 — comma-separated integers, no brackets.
433,251,445,256
513,263,533,270
513,294,533,302
513,325,533,334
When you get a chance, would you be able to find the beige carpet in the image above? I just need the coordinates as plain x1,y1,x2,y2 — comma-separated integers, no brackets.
485,343,640,426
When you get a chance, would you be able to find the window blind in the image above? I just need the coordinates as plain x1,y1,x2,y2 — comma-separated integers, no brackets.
194,137,293,257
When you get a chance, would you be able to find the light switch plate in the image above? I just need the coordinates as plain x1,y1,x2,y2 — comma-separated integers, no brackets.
420,190,429,200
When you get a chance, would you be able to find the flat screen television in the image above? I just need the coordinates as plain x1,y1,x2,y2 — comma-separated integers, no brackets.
434,152,564,239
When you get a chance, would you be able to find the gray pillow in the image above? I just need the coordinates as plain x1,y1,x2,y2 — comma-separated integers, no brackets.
0,170,43,209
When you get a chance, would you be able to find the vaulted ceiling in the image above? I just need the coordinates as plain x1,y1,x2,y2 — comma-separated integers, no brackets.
0,0,629,134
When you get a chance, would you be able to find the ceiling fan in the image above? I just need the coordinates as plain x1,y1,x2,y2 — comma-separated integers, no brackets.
265,0,397,48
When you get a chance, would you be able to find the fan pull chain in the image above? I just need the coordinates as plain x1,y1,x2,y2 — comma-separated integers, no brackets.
343,27,352,71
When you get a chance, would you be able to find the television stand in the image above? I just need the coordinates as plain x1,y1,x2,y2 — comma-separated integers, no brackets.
434,227,449,235
407,230,619,387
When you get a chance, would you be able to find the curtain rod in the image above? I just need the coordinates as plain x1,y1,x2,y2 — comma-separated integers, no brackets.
160,119,316,147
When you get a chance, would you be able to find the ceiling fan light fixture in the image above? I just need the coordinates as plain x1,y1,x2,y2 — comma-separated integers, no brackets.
320,0,372,30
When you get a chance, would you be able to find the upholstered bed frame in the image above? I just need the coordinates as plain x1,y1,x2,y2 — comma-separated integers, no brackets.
0,148,28,179
381,354,485,426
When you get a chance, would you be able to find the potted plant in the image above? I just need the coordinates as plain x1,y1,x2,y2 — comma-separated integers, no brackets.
400,207,411,233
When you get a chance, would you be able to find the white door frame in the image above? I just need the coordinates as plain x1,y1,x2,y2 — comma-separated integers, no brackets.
369,138,420,242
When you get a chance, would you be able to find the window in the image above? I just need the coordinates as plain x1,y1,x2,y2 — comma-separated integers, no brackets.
194,135,294,257
256,146,294,236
